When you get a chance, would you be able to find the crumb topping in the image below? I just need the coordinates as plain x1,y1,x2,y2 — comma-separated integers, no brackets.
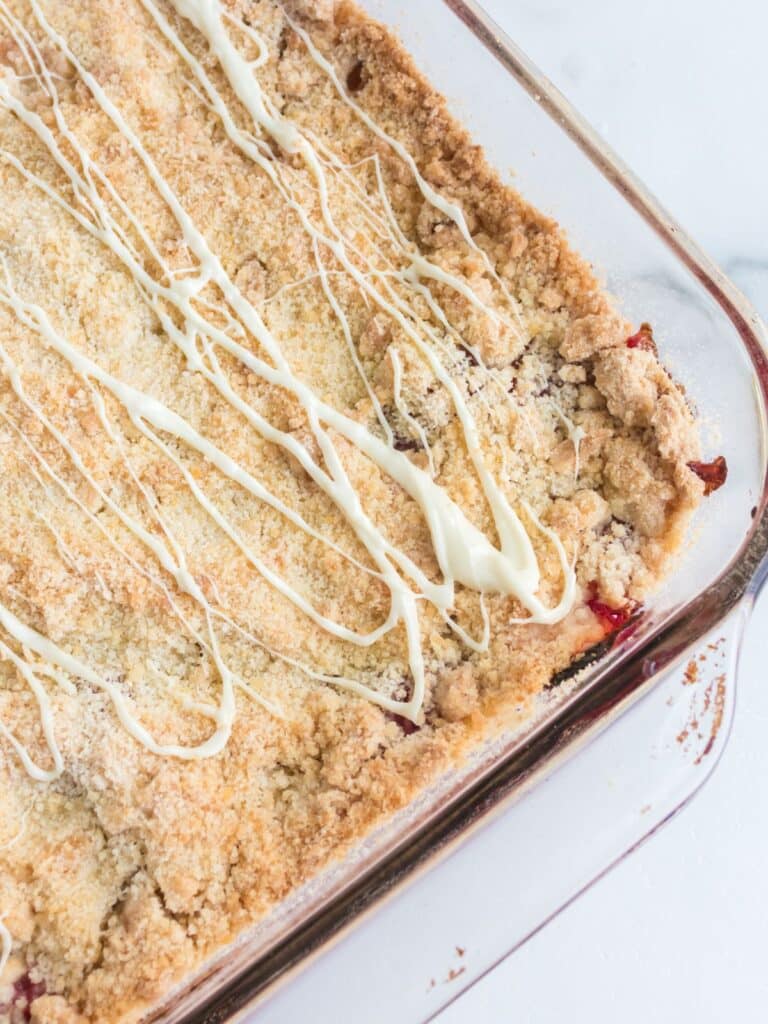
0,1,710,1021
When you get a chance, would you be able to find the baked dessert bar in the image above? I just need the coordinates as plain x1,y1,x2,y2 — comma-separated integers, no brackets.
0,1,724,1021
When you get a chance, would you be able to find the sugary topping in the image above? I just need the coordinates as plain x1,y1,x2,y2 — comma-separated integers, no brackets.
0,0,583,786
0,2,708,1017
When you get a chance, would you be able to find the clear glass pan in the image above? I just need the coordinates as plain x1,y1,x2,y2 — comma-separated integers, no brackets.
145,1,768,1020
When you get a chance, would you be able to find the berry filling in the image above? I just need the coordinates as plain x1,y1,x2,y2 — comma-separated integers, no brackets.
386,711,421,735
586,583,634,632
687,455,728,496
346,59,365,93
625,323,657,354
392,434,419,452
0,970,46,1023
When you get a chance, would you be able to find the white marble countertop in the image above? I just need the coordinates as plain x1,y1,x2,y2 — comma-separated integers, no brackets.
256,2,768,1021
444,1,768,1021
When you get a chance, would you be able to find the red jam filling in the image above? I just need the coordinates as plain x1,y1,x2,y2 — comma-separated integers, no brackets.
687,455,728,496
586,583,633,632
386,711,420,735
0,971,46,1023
625,323,657,353
346,60,365,93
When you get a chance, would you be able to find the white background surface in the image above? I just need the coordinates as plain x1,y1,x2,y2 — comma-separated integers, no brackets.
440,1,768,1021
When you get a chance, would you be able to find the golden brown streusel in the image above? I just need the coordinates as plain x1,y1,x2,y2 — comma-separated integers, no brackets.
0,1,706,1021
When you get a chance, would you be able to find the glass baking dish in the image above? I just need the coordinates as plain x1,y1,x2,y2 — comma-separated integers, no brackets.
143,1,768,1020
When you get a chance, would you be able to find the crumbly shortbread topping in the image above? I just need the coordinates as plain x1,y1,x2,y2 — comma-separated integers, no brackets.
0,1,704,1021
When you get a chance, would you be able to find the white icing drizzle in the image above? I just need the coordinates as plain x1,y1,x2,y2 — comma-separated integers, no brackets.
281,11,527,329
310,234,394,445
0,0,578,780
142,0,576,571
0,804,30,853
135,0,533,467
5,401,397,733
571,423,586,480
0,634,64,782
36,4,573,605
0,917,11,981
143,0,569,602
0,578,237,760
388,347,436,477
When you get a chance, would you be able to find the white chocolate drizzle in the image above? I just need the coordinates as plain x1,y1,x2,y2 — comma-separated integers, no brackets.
0,805,30,853
0,0,579,783
0,917,11,982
